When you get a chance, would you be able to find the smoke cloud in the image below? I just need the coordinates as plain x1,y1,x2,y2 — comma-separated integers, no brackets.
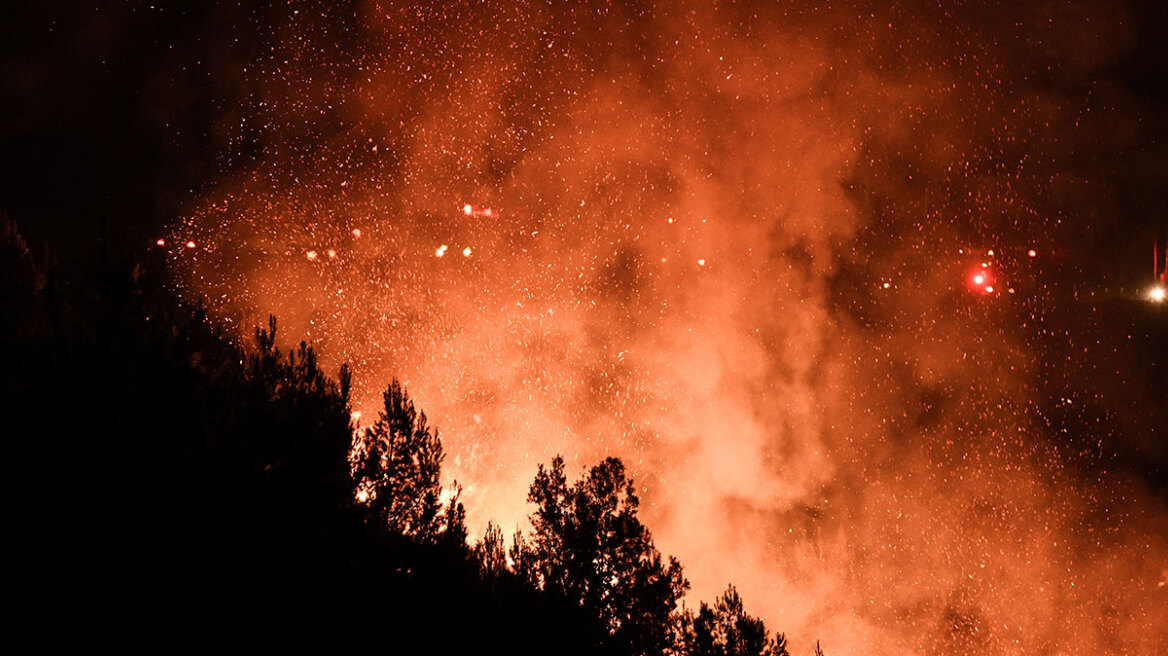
170,2,1167,653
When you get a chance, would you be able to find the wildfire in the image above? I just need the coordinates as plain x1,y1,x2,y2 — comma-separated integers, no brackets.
164,4,1168,654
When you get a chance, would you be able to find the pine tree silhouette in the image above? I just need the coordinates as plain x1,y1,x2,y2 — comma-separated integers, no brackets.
351,379,464,544
683,585,789,656
518,455,689,656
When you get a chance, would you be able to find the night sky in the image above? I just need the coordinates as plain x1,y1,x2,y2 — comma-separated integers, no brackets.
3,2,1166,653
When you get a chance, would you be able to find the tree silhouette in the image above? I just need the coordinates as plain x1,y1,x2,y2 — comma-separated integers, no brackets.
684,585,789,656
2,215,832,654
517,455,689,656
351,379,464,543
475,521,509,581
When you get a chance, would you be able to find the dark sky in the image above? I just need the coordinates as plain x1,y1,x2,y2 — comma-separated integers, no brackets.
0,2,261,256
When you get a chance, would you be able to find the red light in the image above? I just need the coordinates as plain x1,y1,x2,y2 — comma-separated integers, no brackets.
156,239,165,247
968,267,995,292
1028,249,1037,258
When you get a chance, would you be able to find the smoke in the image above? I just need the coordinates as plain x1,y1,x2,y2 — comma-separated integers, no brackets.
169,2,1167,653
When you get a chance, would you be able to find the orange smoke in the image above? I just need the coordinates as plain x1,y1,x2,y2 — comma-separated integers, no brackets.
169,2,1167,653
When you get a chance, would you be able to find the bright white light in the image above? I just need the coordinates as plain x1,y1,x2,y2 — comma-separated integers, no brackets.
1149,286,1167,303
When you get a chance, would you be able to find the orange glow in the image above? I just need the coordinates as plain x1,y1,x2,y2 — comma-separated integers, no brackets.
167,5,1168,654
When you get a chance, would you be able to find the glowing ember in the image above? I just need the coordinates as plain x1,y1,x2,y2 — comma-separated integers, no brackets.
156,238,165,246
306,250,318,261
185,240,196,249
1149,286,1167,302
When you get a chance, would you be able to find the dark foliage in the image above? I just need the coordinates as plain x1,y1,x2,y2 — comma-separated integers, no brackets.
352,378,464,544
1,219,809,654
515,455,689,656
682,586,790,656
0,221,599,653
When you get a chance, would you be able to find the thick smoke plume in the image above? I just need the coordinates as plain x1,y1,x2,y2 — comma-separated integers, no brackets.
170,2,1167,653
